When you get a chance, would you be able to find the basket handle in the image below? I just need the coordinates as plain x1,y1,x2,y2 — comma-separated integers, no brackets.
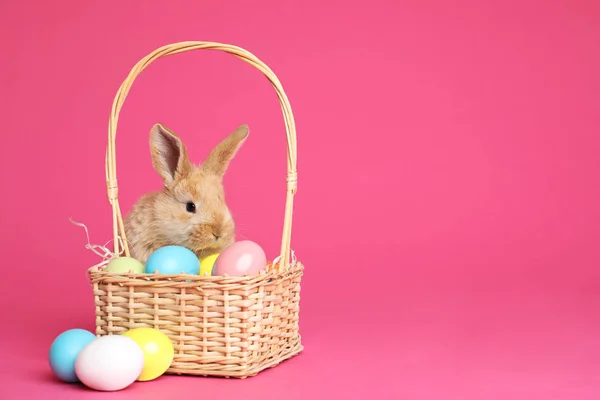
105,41,298,270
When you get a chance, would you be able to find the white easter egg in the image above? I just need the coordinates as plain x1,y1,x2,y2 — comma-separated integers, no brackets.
75,335,144,391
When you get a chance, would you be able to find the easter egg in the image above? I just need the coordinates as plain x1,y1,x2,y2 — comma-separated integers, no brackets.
145,245,199,275
213,240,267,277
75,335,144,391
122,328,174,381
48,328,96,383
104,257,145,274
199,253,219,276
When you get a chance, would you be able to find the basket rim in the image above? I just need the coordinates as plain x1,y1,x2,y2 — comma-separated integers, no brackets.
87,260,304,283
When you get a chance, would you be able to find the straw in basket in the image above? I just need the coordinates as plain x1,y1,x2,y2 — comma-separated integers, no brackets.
85,41,303,379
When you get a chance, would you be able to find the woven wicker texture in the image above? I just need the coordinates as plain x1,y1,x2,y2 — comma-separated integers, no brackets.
88,41,303,378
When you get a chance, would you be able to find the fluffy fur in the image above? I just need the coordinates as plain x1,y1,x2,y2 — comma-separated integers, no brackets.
124,122,249,264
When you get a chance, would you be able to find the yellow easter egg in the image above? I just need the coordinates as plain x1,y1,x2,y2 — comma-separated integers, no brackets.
104,257,145,274
121,328,174,381
199,253,219,276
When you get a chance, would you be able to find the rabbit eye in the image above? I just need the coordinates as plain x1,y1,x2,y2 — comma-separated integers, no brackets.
185,202,196,213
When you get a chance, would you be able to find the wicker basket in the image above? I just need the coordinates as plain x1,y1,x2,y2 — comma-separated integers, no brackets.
86,41,303,379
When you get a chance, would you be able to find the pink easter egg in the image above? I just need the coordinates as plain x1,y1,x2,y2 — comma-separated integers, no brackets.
74,335,144,391
213,240,267,277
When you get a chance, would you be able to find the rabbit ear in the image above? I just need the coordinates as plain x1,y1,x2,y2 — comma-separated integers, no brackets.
149,123,193,185
202,124,249,177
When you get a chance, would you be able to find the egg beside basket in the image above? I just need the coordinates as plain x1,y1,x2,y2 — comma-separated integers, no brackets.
85,41,304,379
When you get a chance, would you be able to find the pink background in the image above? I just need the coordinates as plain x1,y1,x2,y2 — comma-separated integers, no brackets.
1,0,599,398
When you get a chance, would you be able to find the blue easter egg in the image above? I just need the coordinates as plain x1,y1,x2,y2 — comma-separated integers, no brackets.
48,328,96,382
145,245,200,275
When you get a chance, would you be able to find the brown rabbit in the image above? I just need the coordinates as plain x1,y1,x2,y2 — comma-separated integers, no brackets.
123,123,249,264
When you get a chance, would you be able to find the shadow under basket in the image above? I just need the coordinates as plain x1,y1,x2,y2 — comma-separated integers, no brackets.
86,41,303,378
